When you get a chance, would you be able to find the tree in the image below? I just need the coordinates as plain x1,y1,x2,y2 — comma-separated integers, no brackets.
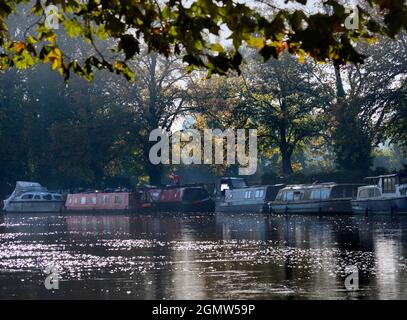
122,52,191,184
185,53,328,176
330,33,407,172
242,53,328,175
0,0,406,80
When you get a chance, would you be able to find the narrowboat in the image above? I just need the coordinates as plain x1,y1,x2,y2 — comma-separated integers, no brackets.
351,173,407,215
214,177,284,213
3,181,65,213
65,188,153,213
147,185,214,213
270,183,360,214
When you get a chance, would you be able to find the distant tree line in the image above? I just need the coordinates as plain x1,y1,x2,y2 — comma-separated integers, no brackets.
1,1,407,196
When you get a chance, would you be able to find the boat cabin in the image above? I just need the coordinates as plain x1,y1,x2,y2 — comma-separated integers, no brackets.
352,173,407,215
3,181,65,213
274,184,359,202
18,192,63,202
215,177,249,198
271,183,361,214
363,173,407,197
215,177,284,213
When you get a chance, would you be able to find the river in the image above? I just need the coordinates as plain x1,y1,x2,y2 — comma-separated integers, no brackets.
0,212,406,299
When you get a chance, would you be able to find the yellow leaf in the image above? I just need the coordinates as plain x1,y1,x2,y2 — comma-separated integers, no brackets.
44,47,63,70
13,42,26,54
246,37,264,50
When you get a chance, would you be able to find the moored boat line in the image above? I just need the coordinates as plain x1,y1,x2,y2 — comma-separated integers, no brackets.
2,173,407,215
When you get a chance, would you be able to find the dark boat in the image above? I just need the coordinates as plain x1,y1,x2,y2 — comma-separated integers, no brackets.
147,185,214,213
270,183,360,214
351,173,407,215
215,177,284,213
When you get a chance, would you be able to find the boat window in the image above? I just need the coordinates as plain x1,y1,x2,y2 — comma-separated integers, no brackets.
21,194,34,200
310,190,319,200
42,194,52,200
321,188,330,199
310,188,330,200
80,197,86,204
103,195,109,204
92,197,97,204
69,197,72,204
114,195,122,204
400,187,406,196
34,195,41,200
255,190,264,198
373,188,381,197
293,191,303,201
275,191,284,201
220,183,230,192
359,189,372,199
383,177,396,193
310,189,321,200
74,198,78,204
285,191,294,201
53,195,62,200
244,191,252,199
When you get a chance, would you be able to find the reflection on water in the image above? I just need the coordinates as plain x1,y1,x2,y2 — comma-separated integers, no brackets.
0,211,407,299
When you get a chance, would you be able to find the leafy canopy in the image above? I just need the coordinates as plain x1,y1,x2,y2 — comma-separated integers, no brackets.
0,0,406,80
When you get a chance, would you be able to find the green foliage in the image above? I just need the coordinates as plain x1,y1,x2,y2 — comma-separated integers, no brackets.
329,33,407,172
0,66,145,195
0,0,406,80
243,53,328,175
331,106,373,172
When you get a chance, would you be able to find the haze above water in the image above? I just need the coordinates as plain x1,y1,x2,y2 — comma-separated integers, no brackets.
0,212,406,299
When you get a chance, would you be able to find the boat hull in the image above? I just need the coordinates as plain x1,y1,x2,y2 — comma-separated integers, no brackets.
4,200,64,213
65,192,214,214
154,199,215,213
351,196,407,215
215,202,268,214
271,198,353,214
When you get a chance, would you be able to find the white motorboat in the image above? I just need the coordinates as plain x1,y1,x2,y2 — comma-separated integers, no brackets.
3,181,64,213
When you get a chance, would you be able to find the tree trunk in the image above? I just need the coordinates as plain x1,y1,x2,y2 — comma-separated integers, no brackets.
147,163,163,185
281,146,293,176
279,99,293,176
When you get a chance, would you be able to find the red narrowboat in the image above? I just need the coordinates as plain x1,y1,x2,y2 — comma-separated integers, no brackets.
65,189,153,213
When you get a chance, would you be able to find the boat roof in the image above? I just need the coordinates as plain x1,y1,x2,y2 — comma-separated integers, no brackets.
16,181,43,188
364,174,399,180
281,183,361,190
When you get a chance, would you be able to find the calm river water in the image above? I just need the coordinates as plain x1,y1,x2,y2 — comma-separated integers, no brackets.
0,212,406,299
